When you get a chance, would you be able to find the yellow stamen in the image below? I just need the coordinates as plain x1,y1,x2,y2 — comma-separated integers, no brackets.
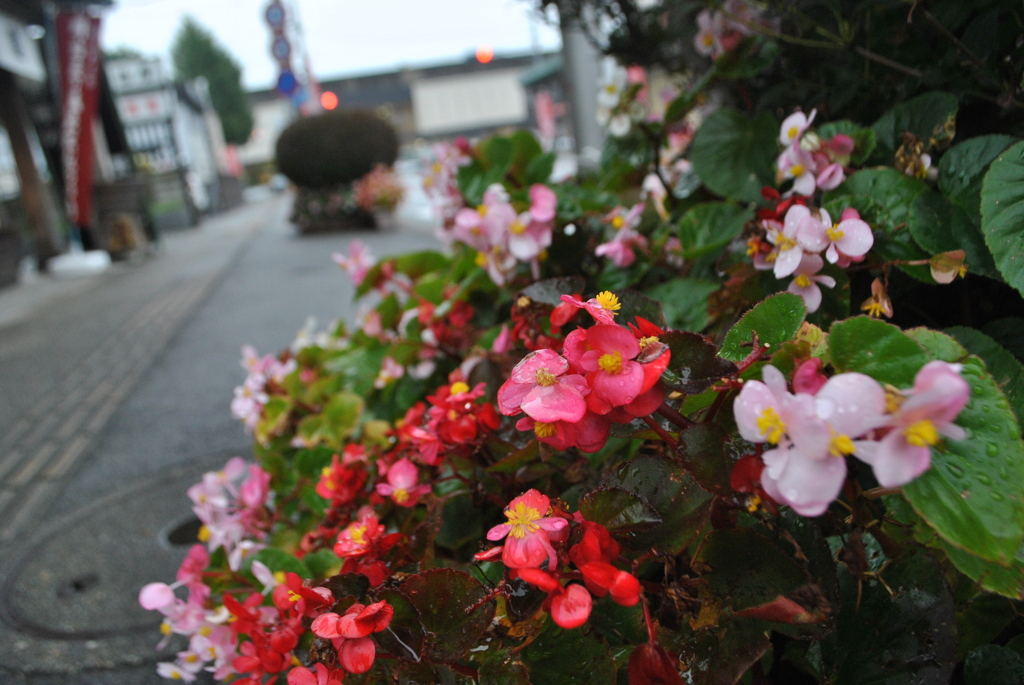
321,466,332,478
199,626,212,637
746,494,762,513
756,407,786,445
510,221,526,235
505,502,542,538
534,422,557,438
787,125,800,140
477,204,488,217
432,162,442,174
448,409,459,420
516,296,531,308
611,216,625,230
393,488,410,504
702,34,714,47
598,351,623,374
185,654,200,664
793,274,812,288
775,234,797,251
349,525,367,545
905,419,939,447
829,433,856,457
639,335,659,349
536,368,557,386
595,291,621,312
827,224,844,241
884,386,904,414
198,525,210,542
160,621,173,636
475,252,488,267
450,382,470,395
273,571,286,584
746,237,760,256
863,301,886,318
790,164,805,177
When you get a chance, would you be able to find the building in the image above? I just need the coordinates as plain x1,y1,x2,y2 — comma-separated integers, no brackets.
239,52,569,177
106,56,240,227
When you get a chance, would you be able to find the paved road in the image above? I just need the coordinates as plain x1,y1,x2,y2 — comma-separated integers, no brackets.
0,192,438,683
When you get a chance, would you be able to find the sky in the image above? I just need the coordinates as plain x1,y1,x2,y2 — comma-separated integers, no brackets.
101,0,563,90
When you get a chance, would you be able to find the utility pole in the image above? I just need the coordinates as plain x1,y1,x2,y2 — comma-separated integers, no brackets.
558,8,605,170
0,69,62,261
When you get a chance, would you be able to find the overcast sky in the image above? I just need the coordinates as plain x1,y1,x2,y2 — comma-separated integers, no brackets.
101,0,562,89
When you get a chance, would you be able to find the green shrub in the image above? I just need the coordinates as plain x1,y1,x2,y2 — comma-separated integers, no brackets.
275,110,399,189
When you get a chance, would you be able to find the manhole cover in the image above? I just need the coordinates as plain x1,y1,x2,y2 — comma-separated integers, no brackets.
1,463,214,641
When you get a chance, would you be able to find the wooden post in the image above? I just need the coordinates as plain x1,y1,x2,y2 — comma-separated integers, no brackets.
0,68,63,261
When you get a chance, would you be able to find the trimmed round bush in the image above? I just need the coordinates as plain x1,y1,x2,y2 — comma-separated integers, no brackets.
275,110,399,189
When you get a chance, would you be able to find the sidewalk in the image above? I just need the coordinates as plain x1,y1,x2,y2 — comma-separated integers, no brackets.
0,194,438,683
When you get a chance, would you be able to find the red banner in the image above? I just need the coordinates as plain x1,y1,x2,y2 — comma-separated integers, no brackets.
57,11,102,226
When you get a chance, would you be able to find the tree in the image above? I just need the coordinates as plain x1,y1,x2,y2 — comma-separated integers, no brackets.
170,17,254,145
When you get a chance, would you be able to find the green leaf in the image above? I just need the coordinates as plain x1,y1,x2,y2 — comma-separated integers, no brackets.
822,550,956,684
965,645,1024,685
981,140,1024,297
939,539,1024,599
303,549,341,579
661,331,738,394
357,250,451,296
606,454,713,553
676,619,771,685
898,329,1024,565
398,569,496,663
713,36,780,79
946,326,1024,424
907,190,999,279
827,316,929,387
525,152,556,185
518,276,586,307
984,317,1024,364
255,396,292,445
676,423,749,497
816,119,877,166
251,548,312,579
826,168,932,282
295,446,334,478
374,588,425,661
434,492,485,551
323,392,364,446
939,134,1017,216
522,624,616,685
579,487,663,534
690,107,778,203
642,278,718,332
696,528,808,612
616,289,666,329
871,91,959,162
675,202,748,259
720,293,807,362
482,136,514,185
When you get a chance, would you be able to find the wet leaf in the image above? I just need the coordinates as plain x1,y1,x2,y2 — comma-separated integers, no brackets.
678,619,771,685
822,550,957,685
579,487,663,534
695,528,807,612
675,202,748,259
827,316,929,388
522,624,617,685
964,645,1024,685
690,107,777,203
519,276,586,307
607,454,713,554
720,293,806,362
399,569,496,663
661,331,738,394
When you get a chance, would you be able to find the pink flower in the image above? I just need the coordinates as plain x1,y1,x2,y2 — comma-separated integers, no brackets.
515,411,611,453
779,109,816,146
497,349,589,423
857,361,969,487
558,291,621,325
288,663,344,685
768,205,825,278
777,144,817,197
816,162,845,190
578,325,645,412
375,457,431,507
507,211,553,261
374,356,404,389
491,324,514,354
551,583,593,629
529,184,557,223
334,509,385,558
596,204,647,267
238,465,270,510
331,240,374,287
453,184,516,252
787,253,836,313
311,602,393,675
486,490,568,568
824,208,873,265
